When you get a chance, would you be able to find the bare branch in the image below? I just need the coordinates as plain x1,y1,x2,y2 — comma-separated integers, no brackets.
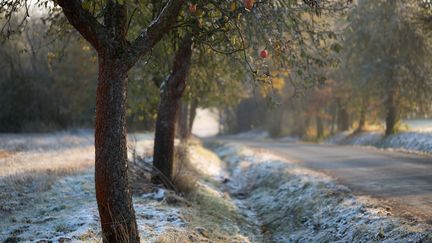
122,0,185,70
57,0,108,51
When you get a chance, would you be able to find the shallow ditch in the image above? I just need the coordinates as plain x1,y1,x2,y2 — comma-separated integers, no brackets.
207,142,432,243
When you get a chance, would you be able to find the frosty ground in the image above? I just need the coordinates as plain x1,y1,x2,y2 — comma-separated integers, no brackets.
1,131,431,242
327,131,432,156
0,131,258,242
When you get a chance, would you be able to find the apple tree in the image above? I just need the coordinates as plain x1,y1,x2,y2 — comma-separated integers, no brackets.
2,0,186,241
148,0,350,184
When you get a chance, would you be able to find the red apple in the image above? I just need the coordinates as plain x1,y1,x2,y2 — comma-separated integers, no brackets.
260,50,269,58
188,3,197,14
244,0,254,11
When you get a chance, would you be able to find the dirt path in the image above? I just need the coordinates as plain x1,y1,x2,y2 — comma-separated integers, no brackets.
215,138,432,222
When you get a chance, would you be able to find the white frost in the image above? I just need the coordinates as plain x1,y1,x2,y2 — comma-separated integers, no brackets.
0,131,186,242
327,131,432,155
215,144,432,242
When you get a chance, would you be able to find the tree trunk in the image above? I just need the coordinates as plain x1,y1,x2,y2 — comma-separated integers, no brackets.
356,97,368,133
385,90,398,136
292,114,308,138
357,108,366,132
152,36,193,186
337,100,350,132
316,115,324,139
178,100,189,141
188,99,198,137
56,1,187,242
152,85,179,186
330,105,337,135
95,55,139,243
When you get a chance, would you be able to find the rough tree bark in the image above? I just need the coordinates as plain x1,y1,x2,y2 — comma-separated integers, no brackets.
56,0,184,241
385,89,398,136
152,35,193,185
95,55,139,242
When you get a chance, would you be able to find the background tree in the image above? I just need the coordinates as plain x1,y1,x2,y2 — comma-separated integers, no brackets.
152,34,193,185
149,0,349,184
224,0,432,139
340,0,432,136
0,17,97,132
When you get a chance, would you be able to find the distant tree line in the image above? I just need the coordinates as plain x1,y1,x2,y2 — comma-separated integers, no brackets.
225,0,432,139
0,19,97,132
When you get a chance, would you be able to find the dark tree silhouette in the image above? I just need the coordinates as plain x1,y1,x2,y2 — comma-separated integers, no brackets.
152,35,193,185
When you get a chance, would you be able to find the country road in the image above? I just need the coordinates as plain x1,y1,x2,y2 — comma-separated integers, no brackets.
215,138,432,222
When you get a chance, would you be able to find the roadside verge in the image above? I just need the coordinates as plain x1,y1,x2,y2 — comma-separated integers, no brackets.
209,142,432,242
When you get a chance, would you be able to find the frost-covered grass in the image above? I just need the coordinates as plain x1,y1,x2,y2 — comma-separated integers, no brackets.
1,168,189,242
0,132,264,242
0,131,97,235
0,131,187,242
0,131,95,177
327,131,432,155
213,143,432,242
7,130,431,242
174,141,263,242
